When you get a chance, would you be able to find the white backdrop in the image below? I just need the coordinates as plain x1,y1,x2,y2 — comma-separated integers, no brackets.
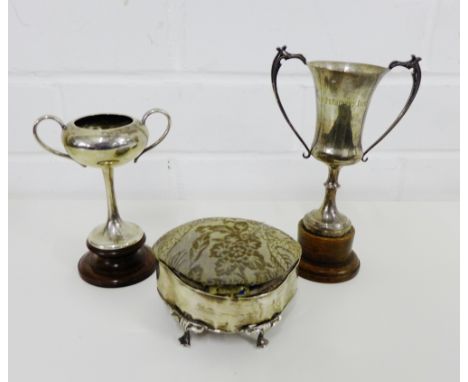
8,0,459,201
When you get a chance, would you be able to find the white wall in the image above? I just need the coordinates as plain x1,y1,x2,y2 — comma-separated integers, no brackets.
9,0,459,201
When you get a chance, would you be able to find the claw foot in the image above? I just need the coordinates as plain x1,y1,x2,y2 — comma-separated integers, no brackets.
256,331,269,348
179,330,191,347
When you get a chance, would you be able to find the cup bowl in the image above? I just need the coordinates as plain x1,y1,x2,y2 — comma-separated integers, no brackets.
63,114,149,167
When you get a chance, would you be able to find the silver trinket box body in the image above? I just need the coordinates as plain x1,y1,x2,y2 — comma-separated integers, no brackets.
153,217,301,347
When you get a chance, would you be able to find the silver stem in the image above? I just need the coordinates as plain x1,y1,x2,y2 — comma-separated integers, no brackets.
319,165,341,222
87,165,144,250
303,164,351,237
101,166,123,239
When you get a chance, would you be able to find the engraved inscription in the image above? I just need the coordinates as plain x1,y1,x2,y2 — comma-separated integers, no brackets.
320,96,367,108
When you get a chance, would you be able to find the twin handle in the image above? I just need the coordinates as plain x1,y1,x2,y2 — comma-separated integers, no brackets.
33,108,172,165
271,46,422,161
33,47,422,164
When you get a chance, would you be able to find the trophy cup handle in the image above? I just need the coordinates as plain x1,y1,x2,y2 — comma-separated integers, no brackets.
361,55,422,162
134,108,172,162
33,115,74,162
271,46,311,158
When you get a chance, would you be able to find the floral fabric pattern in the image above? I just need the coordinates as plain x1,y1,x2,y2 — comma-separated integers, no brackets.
153,218,301,292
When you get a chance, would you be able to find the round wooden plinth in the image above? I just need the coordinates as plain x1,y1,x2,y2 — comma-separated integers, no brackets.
78,235,157,288
297,220,360,283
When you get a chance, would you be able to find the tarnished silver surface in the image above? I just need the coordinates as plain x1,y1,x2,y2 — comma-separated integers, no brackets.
33,110,171,168
87,165,144,250
33,109,171,250
157,260,297,347
168,301,282,348
240,313,281,348
307,61,387,166
271,46,422,237
153,217,299,346
304,60,384,235
303,166,351,236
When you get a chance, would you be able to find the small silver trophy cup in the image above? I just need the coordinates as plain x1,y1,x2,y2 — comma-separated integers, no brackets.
33,109,171,287
272,46,421,283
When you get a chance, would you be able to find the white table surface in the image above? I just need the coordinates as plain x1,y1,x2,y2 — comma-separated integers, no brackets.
9,199,459,382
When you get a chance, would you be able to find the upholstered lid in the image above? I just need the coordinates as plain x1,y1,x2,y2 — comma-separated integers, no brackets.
153,217,301,297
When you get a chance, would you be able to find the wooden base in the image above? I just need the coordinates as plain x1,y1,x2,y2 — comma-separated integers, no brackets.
78,235,157,288
297,220,360,283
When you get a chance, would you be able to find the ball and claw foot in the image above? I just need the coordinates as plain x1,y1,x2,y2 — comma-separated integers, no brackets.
256,330,269,348
179,330,191,347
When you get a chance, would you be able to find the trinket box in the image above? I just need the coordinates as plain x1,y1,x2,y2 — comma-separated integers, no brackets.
152,217,301,347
